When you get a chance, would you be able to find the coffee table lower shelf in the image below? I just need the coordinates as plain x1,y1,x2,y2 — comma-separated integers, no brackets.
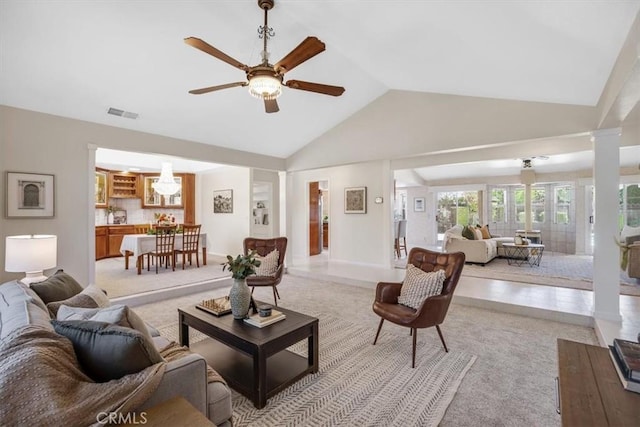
191,337,314,407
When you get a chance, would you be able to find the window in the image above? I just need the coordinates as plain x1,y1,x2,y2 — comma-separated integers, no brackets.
554,186,571,224
620,184,640,227
491,188,506,223
514,187,545,223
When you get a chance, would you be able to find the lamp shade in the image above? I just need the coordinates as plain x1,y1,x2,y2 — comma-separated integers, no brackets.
5,235,57,274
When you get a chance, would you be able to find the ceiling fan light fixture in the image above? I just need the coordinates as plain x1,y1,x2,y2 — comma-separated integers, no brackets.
152,162,181,196
248,74,282,100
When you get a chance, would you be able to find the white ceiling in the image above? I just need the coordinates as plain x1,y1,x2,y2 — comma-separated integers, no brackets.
2,0,639,161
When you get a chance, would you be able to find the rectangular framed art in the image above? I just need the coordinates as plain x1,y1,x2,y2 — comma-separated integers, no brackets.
6,171,55,218
344,186,367,214
213,189,233,213
414,197,425,212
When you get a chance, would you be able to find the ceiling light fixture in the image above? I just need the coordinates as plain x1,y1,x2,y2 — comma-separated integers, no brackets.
522,159,533,169
152,162,180,196
248,67,282,100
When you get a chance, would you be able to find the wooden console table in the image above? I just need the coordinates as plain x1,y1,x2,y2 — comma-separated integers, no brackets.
557,339,640,426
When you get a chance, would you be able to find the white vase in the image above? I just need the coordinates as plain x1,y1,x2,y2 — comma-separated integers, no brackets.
229,278,251,319
107,212,114,224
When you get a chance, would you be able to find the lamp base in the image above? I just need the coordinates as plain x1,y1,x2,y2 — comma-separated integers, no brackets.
19,271,47,285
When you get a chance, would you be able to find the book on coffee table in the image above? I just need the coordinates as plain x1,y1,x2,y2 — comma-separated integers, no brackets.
244,310,286,328
613,338,640,381
609,346,640,393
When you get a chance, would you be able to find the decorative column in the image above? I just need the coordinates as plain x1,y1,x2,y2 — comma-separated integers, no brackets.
591,128,622,322
524,183,532,232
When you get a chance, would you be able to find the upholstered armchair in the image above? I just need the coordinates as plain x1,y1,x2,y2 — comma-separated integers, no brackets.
243,237,288,306
372,247,465,367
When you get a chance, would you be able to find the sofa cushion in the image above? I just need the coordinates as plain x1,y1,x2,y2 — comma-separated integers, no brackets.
51,320,164,382
398,265,446,309
46,283,110,317
461,225,476,240
479,224,492,239
56,304,153,342
473,228,483,240
254,249,279,277
29,269,84,304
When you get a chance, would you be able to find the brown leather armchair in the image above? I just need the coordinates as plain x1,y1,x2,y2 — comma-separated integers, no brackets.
243,237,288,306
372,247,465,367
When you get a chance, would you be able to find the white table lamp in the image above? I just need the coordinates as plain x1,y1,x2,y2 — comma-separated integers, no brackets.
5,235,57,285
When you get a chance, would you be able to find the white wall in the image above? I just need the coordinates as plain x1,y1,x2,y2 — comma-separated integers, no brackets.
287,161,392,267
198,166,251,258
0,106,282,284
405,186,431,247
252,168,281,236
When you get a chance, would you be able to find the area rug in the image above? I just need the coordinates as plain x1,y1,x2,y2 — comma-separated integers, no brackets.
459,254,640,297
157,315,476,427
95,254,230,298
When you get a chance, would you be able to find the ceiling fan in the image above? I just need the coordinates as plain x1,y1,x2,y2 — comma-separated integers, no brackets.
184,0,345,113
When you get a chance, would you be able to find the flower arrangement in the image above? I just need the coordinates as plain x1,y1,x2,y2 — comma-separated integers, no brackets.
154,212,176,225
222,250,261,280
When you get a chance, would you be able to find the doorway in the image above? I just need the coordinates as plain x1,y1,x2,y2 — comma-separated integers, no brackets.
308,180,329,256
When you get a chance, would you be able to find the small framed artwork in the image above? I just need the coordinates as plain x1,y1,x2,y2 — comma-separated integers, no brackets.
6,171,55,218
344,186,367,214
414,197,425,212
213,189,233,213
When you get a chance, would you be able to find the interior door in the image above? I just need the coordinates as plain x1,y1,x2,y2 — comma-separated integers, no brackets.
309,182,321,256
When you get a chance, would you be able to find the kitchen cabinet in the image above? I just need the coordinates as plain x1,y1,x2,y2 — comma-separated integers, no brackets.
95,226,108,259
108,172,140,198
142,173,196,224
95,169,108,208
323,222,329,248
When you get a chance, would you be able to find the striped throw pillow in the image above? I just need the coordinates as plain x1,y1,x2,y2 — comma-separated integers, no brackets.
397,265,446,309
254,249,279,277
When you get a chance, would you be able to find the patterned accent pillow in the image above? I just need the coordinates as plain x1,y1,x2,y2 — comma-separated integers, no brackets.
398,265,446,309
46,283,110,317
254,249,279,277
461,225,476,240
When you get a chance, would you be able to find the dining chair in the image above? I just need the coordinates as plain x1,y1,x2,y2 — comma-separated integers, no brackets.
394,219,408,258
134,224,151,234
174,224,201,269
146,225,177,273
372,247,465,367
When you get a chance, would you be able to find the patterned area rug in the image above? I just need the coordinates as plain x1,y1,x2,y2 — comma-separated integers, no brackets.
461,254,640,296
158,315,476,427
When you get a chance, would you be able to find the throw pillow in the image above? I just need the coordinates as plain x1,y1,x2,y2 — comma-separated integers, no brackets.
398,265,446,310
46,283,110,317
29,269,84,304
51,320,164,382
254,249,279,277
461,225,476,240
473,228,483,240
480,224,492,239
56,304,153,342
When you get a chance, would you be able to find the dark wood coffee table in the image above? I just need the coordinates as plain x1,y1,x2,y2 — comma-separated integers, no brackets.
178,304,319,409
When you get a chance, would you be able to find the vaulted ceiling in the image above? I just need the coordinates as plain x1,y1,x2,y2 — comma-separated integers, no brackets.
2,1,639,174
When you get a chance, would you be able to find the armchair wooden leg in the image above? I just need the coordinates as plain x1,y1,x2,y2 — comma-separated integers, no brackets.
272,287,278,307
373,318,384,345
436,325,448,352
274,286,281,300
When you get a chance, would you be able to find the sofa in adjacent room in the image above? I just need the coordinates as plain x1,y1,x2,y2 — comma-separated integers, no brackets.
443,224,515,264
0,271,232,426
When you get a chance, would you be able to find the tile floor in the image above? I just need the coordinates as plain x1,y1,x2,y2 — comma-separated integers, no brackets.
288,251,640,345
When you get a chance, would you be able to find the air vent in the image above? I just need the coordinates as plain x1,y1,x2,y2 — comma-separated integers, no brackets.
107,107,139,120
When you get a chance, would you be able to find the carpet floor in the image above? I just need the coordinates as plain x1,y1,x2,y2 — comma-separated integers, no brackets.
133,275,598,426
95,254,230,298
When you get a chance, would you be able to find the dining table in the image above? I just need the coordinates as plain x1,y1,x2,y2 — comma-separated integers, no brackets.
120,233,207,274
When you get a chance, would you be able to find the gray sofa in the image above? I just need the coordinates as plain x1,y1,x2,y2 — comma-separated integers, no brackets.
0,279,232,426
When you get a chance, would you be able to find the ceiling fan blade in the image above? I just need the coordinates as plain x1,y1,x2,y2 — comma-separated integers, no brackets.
264,98,279,113
285,80,345,97
188,81,247,95
184,37,249,71
274,37,326,74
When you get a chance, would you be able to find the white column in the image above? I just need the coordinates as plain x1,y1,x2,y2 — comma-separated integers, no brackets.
591,128,622,322
524,183,532,232
87,144,97,285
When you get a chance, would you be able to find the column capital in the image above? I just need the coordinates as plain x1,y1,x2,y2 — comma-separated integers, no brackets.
590,127,622,141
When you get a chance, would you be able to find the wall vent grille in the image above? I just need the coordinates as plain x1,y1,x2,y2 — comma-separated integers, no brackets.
107,107,139,120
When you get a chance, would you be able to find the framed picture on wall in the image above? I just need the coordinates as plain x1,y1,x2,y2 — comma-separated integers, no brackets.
414,197,425,212
213,189,233,213
344,186,367,214
6,171,55,218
